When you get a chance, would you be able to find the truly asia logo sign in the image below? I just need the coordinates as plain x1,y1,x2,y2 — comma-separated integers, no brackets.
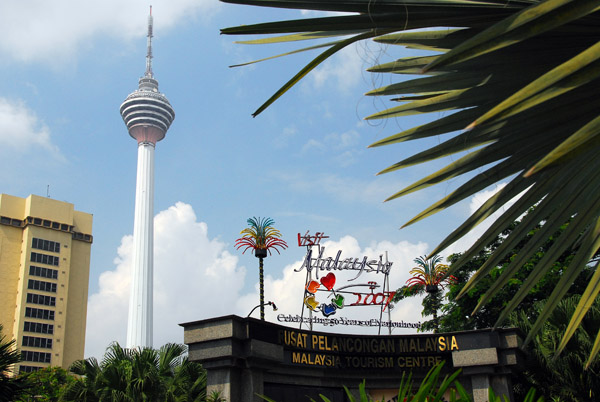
295,231,395,319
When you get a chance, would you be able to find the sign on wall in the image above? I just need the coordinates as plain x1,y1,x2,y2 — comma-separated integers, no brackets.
278,328,458,370
245,320,459,372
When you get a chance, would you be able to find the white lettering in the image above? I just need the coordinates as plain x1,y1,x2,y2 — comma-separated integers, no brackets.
294,247,393,280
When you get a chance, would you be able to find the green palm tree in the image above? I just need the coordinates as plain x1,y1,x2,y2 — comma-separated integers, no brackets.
59,357,102,402
0,324,28,402
236,217,288,320
61,343,206,402
221,0,600,364
512,295,600,401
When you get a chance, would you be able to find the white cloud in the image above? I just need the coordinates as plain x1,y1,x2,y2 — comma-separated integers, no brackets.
324,129,360,149
0,0,220,64
468,183,508,215
300,128,361,166
273,126,298,149
272,171,404,205
301,138,326,153
300,10,350,17
307,44,365,92
85,237,133,358
334,150,359,167
0,97,61,156
85,202,246,359
444,182,528,256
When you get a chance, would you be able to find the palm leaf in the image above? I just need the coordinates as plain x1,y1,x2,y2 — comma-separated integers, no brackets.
251,30,388,117
424,0,600,71
221,0,600,362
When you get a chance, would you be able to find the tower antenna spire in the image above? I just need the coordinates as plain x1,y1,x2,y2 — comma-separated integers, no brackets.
145,5,153,78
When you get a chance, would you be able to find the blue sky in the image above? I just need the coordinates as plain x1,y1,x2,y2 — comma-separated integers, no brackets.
0,1,507,359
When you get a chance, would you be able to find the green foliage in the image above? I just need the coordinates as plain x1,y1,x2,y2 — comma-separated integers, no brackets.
261,362,543,401
511,295,600,401
394,284,444,333
220,0,600,362
0,324,29,402
488,387,543,402
395,254,455,332
424,216,593,334
17,367,75,402
206,390,226,402
261,362,469,402
61,342,207,402
400,215,595,399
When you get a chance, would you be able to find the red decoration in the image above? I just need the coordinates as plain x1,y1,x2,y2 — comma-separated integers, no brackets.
320,272,336,291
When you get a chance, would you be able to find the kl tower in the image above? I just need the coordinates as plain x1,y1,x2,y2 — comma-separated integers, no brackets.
120,6,175,349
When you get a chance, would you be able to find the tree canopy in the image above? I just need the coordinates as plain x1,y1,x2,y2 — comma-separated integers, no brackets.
416,217,593,333
512,295,600,401
16,367,74,402
61,343,207,402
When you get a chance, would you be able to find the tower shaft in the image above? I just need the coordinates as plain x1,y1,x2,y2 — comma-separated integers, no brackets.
126,142,155,348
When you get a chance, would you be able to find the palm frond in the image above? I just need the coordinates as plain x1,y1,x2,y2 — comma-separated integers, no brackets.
221,0,600,362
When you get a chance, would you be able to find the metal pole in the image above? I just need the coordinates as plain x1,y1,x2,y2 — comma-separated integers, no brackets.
259,257,265,320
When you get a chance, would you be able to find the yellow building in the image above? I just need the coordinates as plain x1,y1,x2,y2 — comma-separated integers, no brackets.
0,194,92,373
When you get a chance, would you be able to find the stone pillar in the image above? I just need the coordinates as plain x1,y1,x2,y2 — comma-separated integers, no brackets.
206,368,235,401
452,342,516,402
471,374,491,402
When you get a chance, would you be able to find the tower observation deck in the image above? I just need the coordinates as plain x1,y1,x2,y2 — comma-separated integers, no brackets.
120,7,175,145
121,7,174,349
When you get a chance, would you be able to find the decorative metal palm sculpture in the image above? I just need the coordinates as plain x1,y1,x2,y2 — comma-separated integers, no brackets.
405,255,456,332
235,217,288,320
406,255,454,294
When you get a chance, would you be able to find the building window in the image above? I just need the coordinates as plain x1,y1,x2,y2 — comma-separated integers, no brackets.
27,279,57,293
30,252,59,267
22,336,53,349
21,350,51,363
26,293,56,307
23,321,54,335
19,365,41,374
72,232,93,243
32,238,60,253
29,266,58,280
25,308,55,321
